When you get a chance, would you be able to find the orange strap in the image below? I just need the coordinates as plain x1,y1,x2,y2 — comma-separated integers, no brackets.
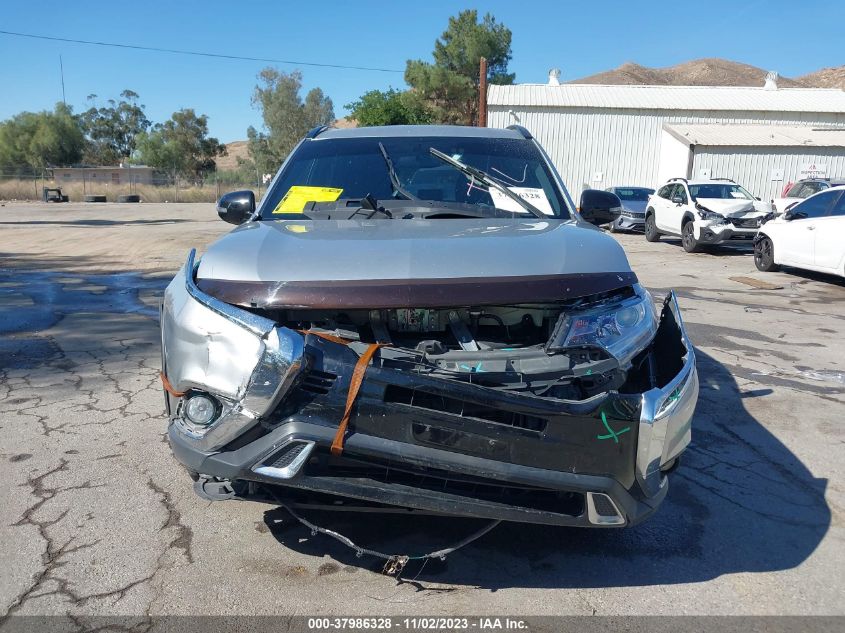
298,329,354,345
159,371,185,397
330,342,386,456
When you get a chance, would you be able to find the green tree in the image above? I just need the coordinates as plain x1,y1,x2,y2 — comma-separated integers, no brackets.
245,68,335,175
405,10,514,125
345,88,434,127
0,103,85,174
134,109,225,183
80,90,151,165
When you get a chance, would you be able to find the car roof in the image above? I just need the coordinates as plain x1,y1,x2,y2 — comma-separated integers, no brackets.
317,125,526,140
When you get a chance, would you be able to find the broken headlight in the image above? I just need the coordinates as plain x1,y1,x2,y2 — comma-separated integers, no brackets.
695,203,726,222
550,285,658,366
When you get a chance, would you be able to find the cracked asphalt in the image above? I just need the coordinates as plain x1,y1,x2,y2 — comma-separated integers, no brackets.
1,202,843,620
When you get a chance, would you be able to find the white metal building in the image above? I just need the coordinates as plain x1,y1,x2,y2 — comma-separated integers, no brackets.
486,79,845,199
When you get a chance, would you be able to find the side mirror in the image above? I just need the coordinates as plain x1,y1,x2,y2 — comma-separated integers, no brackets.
579,189,622,226
217,190,256,225
671,196,684,205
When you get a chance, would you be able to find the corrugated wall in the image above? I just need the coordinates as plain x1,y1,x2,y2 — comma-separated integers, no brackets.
487,106,845,198
692,147,845,201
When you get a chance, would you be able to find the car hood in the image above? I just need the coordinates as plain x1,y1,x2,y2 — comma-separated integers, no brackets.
195,218,638,309
696,198,770,217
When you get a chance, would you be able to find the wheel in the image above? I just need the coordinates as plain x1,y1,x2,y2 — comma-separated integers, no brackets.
682,221,701,253
644,212,660,242
754,236,779,272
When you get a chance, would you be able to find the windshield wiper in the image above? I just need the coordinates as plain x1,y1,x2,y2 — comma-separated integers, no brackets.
379,142,417,201
428,148,545,219
347,193,393,219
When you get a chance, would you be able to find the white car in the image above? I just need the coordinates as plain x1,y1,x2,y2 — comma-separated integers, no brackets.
754,185,845,278
772,179,845,214
645,178,773,252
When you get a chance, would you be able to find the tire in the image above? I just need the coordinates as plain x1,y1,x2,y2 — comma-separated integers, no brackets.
644,212,660,242
84,194,107,203
682,221,701,253
117,194,140,203
754,236,779,272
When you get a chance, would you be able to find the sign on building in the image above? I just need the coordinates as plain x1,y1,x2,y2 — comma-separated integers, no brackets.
799,163,827,178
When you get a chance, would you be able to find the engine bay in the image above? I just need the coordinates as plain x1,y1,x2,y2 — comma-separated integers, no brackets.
253,286,645,401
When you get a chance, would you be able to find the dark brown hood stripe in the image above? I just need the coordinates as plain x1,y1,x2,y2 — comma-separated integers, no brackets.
196,272,639,310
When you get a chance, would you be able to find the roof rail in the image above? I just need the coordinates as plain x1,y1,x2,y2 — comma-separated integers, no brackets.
506,124,533,139
305,125,330,139
711,177,736,183
668,177,688,183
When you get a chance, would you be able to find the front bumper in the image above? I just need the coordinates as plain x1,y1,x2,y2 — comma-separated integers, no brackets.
693,221,758,244
614,214,645,231
161,254,697,527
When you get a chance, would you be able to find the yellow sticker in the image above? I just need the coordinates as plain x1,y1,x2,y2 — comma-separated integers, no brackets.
272,186,343,214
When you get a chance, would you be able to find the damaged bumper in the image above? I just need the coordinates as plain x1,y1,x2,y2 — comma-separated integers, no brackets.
693,220,758,243
162,252,697,528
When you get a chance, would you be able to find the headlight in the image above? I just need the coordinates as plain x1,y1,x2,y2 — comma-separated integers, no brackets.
697,208,725,222
551,285,658,366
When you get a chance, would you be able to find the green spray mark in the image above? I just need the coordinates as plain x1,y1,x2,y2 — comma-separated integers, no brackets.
597,411,631,443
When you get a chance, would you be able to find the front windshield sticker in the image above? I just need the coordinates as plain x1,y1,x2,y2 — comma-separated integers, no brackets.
272,186,343,214
489,187,554,215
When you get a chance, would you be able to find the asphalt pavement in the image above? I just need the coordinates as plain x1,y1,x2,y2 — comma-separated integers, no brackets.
1,203,843,621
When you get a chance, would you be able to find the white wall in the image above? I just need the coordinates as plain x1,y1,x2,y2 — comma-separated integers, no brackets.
692,147,845,201
487,106,845,198
657,130,692,184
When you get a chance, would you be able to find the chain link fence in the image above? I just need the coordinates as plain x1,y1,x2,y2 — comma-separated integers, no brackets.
0,169,265,203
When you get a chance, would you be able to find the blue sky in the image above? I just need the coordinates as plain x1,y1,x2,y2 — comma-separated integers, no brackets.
1,0,842,142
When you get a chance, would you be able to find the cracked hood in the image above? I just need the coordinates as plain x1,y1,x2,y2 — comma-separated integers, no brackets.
697,198,770,217
195,218,638,309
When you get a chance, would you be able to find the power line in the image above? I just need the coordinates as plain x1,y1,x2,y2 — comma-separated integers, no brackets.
0,29,404,74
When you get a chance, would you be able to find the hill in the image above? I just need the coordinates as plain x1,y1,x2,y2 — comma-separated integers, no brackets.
570,58,844,89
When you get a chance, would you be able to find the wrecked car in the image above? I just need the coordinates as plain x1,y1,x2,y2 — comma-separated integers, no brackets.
160,125,698,529
645,177,773,252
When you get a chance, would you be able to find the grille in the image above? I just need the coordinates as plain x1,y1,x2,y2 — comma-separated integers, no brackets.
299,369,337,395
730,217,760,229
591,493,618,516
623,211,645,219
269,442,309,469
314,453,584,515
383,385,547,432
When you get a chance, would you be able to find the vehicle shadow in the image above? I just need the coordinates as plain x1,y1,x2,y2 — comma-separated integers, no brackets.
775,266,845,288
661,238,754,256
263,349,830,589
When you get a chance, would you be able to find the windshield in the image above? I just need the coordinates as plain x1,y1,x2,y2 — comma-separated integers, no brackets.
688,183,755,201
613,187,653,201
259,136,571,219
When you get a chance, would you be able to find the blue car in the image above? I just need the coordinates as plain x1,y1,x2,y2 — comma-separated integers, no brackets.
605,186,655,232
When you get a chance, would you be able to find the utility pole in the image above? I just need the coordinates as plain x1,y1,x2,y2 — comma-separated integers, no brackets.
59,55,66,106
478,57,488,128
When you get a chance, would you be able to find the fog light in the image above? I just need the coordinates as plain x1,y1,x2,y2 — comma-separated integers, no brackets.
184,394,218,426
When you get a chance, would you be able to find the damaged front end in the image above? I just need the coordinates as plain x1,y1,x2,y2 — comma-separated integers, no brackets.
162,250,697,527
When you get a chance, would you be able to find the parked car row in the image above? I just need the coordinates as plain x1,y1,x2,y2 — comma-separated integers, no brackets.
603,177,845,280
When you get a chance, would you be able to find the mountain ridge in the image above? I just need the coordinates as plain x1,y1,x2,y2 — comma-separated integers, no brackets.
569,58,844,90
